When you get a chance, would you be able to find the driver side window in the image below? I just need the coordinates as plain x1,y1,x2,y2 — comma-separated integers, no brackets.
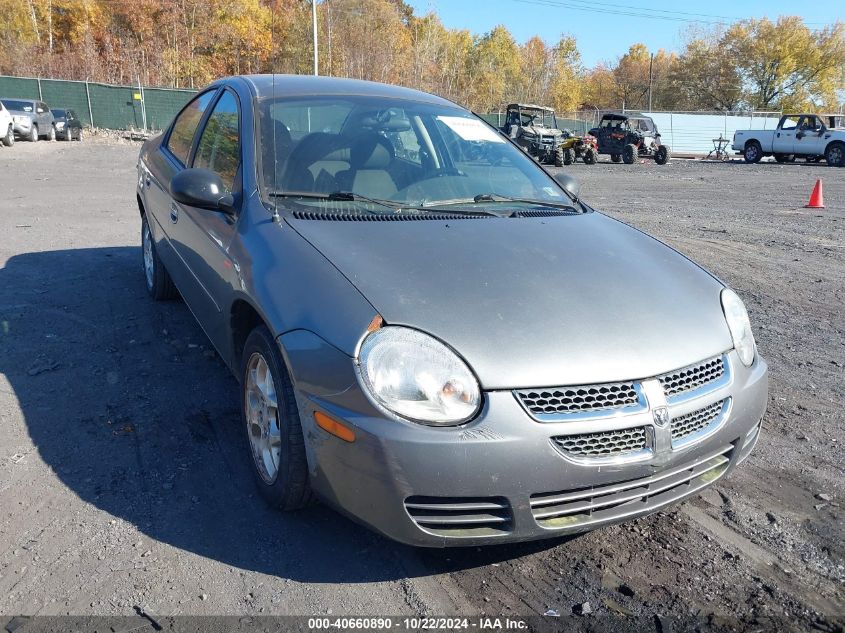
193,90,240,193
166,91,216,166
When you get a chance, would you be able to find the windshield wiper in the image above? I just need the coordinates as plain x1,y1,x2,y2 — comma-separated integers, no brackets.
424,193,579,211
269,190,404,209
271,191,502,217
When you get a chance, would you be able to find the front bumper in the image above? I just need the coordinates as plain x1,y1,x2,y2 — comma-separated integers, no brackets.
292,345,767,547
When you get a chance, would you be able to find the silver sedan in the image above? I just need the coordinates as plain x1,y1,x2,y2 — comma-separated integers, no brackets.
136,75,768,546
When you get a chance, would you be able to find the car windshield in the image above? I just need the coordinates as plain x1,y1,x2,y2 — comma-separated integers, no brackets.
258,96,572,210
52,109,66,118
2,100,33,112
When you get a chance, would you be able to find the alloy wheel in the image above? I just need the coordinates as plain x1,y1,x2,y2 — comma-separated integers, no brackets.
245,353,282,484
142,222,154,290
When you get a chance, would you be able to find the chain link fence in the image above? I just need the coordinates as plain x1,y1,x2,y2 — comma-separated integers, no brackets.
0,75,197,132
482,108,783,155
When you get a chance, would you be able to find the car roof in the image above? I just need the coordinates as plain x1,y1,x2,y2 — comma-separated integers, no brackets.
230,75,460,108
506,103,554,112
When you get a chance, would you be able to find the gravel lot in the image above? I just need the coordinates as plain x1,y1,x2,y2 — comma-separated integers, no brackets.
0,138,842,631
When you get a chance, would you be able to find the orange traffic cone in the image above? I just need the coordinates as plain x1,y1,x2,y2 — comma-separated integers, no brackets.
805,179,824,209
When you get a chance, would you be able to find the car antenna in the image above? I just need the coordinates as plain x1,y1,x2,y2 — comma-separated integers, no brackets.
271,16,280,225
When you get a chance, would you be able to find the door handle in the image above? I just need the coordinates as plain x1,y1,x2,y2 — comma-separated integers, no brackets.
170,204,179,224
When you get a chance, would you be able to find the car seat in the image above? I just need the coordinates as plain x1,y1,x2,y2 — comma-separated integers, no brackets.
334,133,397,198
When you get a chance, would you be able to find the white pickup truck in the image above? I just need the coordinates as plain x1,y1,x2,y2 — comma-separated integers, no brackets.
732,113,844,167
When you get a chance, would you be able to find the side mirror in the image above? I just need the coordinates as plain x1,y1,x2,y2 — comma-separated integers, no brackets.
553,172,582,200
171,168,235,214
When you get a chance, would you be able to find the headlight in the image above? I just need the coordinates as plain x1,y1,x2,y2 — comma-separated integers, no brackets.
55,121,65,129
721,288,756,367
358,326,481,425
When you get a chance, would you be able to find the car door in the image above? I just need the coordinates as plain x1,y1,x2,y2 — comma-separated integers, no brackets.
143,90,217,292
773,115,798,154
170,88,243,351
793,116,826,156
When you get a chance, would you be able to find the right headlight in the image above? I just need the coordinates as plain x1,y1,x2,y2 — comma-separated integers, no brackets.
357,326,481,426
721,288,756,367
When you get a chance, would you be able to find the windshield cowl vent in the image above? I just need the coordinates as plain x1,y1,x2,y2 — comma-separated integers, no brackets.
291,210,492,222
512,209,578,218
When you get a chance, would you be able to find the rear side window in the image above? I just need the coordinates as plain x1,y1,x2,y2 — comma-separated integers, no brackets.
166,91,216,165
193,91,240,192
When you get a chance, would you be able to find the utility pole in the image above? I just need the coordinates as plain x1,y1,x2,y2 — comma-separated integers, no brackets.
312,0,319,76
647,53,654,112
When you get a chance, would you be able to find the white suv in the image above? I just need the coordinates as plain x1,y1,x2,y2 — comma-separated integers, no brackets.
0,101,14,147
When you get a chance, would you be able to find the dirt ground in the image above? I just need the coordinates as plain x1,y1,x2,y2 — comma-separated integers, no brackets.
0,137,842,632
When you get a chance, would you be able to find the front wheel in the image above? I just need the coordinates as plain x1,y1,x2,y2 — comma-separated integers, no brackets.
743,141,762,164
610,153,621,163
75,128,84,142
654,145,670,165
241,325,312,510
582,147,597,165
824,142,844,167
28,125,38,142
141,215,178,300
1,124,13,147
46,125,55,141
622,144,637,164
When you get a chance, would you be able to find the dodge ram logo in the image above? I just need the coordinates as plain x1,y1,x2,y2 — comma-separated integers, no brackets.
652,406,670,428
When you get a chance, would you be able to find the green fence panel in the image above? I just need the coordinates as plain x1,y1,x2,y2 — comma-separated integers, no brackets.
40,80,91,125
87,83,142,130
1,75,200,131
143,87,197,132
0,76,41,101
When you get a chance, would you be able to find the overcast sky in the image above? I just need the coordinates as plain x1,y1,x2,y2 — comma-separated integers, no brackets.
406,0,844,67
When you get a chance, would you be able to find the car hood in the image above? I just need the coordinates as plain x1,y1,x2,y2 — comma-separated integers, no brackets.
289,212,732,389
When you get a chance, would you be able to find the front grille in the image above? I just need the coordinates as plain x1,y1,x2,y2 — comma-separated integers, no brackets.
671,399,726,441
553,426,647,458
658,356,725,398
530,446,732,530
516,382,640,416
404,496,512,537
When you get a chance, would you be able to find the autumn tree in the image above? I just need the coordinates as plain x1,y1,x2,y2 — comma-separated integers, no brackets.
468,25,521,112
724,17,845,111
671,33,743,111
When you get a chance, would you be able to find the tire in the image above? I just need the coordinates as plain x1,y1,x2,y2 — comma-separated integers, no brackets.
554,146,564,167
622,143,637,164
28,125,38,142
582,147,597,165
75,128,84,142
610,153,621,163
562,148,574,165
824,142,844,167
654,145,670,165
743,141,762,164
241,324,312,511
141,214,178,300
46,125,55,141
1,124,13,147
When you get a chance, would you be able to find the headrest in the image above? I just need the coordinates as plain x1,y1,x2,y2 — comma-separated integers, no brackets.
350,133,394,169
273,120,292,147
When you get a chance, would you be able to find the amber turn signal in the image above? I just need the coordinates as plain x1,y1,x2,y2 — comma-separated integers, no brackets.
314,411,356,443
